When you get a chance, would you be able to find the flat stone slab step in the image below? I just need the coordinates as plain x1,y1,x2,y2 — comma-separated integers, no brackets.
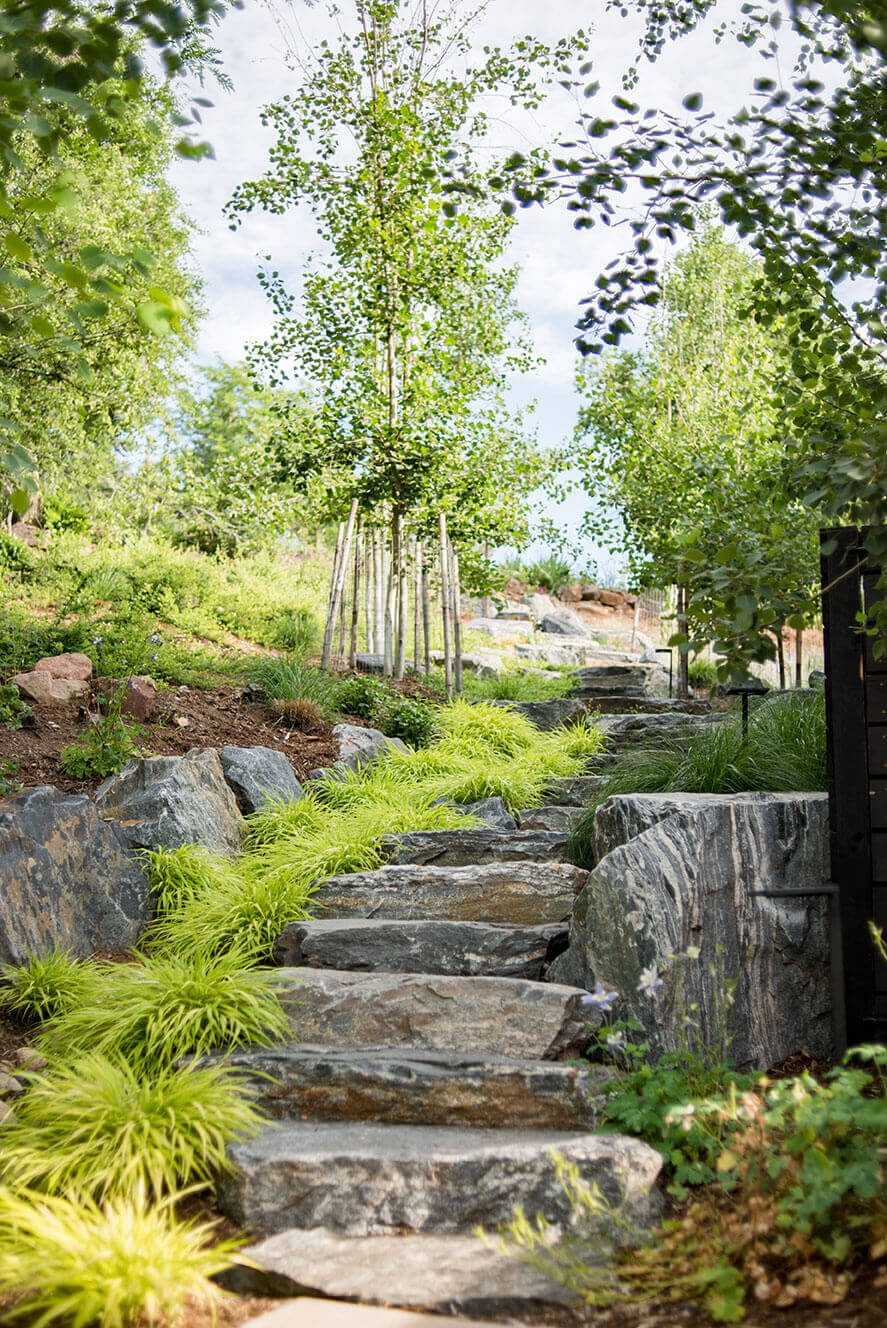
309,862,586,925
274,918,568,979
219,1044,611,1129
517,805,584,833
273,968,594,1058
574,695,711,715
218,1120,662,1237
224,1233,575,1319
382,828,568,866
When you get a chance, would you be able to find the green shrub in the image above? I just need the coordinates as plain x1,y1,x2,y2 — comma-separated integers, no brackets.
336,672,390,722
0,1055,262,1200
568,692,827,867
60,709,143,780
0,531,36,578
0,1188,240,1328
436,698,539,758
274,607,320,654
38,948,288,1071
41,496,90,533
384,695,438,747
0,759,21,797
0,683,32,730
687,655,721,690
0,949,101,1023
524,552,573,593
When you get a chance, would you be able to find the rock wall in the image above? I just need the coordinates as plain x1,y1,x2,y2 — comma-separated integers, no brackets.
551,792,832,1068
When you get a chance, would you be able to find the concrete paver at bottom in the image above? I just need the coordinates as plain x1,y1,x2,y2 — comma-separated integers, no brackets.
241,1299,508,1328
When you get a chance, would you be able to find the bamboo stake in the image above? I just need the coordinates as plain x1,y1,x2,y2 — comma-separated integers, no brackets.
450,539,463,696
337,544,348,662
320,520,345,669
439,513,452,700
349,521,363,669
383,519,395,678
321,499,358,671
795,625,803,688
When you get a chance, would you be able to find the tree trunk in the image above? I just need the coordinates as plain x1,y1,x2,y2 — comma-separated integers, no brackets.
383,519,395,678
676,582,690,699
795,626,803,688
364,527,373,654
439,513,452,700
421,548,431,675
374,532,385,656
449,540,464,696
321,500,358,671
394,511,407,680
349,521,362,669
413,541,421,674
776,629,786,690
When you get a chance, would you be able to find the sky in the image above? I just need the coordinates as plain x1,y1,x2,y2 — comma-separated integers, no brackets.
167,0,778,574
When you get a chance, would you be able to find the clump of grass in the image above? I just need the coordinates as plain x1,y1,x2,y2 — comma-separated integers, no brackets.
0,1188,241,1328
273,607,320,655
0,949,102,1023
249,654,339,720
436,698,541,758
0,1055,261,1200
272,696,326,730
38,948,288,1070
461,668,576,703
568,692,827,868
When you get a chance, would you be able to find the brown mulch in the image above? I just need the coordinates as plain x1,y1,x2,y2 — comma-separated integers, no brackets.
0,684,340,797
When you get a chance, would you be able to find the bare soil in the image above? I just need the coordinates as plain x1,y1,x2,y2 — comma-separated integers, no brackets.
0,683,340,797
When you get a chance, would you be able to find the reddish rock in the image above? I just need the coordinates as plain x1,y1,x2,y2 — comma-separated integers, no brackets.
598,590,624,609
558,584,583,604
502,577,525,599
580,584,600,601
34,652,93,682
94,675,157,721
12,671,88,705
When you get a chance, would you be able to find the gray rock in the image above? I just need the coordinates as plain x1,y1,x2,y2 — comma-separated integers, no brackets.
331,724,408,774
429,650,507,678
596,711,720,749
383,827,568,866
809,669,825,689
515,642,586,668
540,608,592,638
555,792,833,1068
219,745,302,815
496,606,534,622
309,861,587,925
218,1119,662,1237
520,592,559,620
580,696,711,715
517,805,585,833
0,787,150,964
218,1045,611,1130
541,775,609,806
273,917,568,979
462,618,534,641
488,697,587,731
274,968,595,1058
221,1226,579,1316
572,663,670,698
95,748,243,855
454,796,517,829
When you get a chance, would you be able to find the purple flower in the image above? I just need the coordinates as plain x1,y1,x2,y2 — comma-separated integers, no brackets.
580,981,618,1013
91,635,103,646
638,965,664,998
605,1030,626,1051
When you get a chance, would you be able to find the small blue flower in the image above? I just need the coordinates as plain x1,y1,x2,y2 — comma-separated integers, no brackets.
605,1029,626,1051
580,980,619,1013
91,635,103,646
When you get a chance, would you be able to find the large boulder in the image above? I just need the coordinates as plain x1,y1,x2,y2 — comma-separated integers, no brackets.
539,608,592,638
489,697,587,731
0,787,150,964
34,652,92,681
520,592,558,620
550,792,832,1069
94,748,243,855
462,618,534,642
330,724,408,775
219,745,302,815
11,671,88,704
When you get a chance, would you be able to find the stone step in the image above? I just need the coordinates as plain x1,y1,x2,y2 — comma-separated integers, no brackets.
217,1119,662,1237
309,862,586,925
274,917,568,979
219,1044,611,1129
517,804,584,833
222,1231,577,1318
382,827,568,867
572,695,711,715
273,968,593,1058
540,775,608,807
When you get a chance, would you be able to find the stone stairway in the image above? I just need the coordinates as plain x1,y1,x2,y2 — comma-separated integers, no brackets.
214,783,663,1317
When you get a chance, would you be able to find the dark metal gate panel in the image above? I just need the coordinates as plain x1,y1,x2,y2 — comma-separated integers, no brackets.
820,527,887,1045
